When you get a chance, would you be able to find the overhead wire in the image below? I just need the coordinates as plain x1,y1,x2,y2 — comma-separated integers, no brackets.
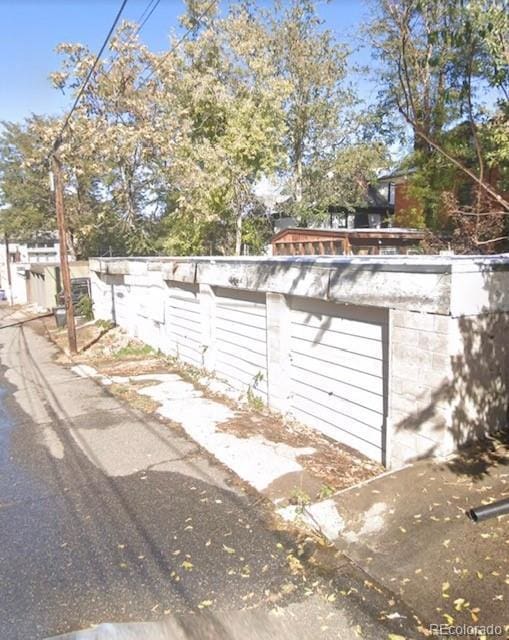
138,0,217,87
51,0,217,156
52,0,129,152
100,0,162,78
63,0,217,151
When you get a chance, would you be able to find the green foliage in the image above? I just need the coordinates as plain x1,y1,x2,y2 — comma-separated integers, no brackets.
0,117,57,237
370,0,509,246
0,3,386,257
3,0,507,254
246,388,265,412
289,488,312,511
75,294,94,321
241,215,272,255
113,342,155,360
95,318,114,330
317,484,335,501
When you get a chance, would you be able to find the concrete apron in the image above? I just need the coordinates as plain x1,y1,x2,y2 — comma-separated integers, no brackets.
68,361,509,631
71,364,348,542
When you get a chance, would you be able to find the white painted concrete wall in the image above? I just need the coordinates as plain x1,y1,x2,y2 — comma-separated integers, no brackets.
89,254,509,468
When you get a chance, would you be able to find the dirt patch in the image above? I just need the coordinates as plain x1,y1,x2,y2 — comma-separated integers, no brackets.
217,411,381,494
108,383,160,414
92,358,172,377
68,324,383,497
44,319,105,354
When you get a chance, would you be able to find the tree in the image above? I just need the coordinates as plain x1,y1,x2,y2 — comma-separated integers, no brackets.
151,3,287,255
51,23,168,255
370,0,509,250
262,0,386,222
0,117,58,239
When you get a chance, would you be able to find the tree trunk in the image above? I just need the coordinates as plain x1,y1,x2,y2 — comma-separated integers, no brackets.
295,155,303,204
235,211,242,256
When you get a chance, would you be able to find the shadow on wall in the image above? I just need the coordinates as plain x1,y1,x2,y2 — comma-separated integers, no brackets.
394,265,509,478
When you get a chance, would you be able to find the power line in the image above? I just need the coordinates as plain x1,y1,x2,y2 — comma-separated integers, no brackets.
53,0,129,152
137,0,160,25
66,0,216,150
61,0,163,152
101,0,162,77
53,0,216,154
139,0,217,87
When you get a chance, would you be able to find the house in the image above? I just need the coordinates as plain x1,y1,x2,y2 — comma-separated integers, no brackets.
327,183,395,229
378,168,417,219
0,235,61,304
271,227,426,256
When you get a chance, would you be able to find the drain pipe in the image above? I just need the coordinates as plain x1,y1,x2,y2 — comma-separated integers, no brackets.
468,497,509,523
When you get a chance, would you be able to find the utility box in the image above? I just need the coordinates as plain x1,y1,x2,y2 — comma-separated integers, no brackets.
54,306,66,328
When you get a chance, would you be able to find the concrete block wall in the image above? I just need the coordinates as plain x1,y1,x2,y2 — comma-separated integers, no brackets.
89,255,509,469
389,309,509,467
388,310,455,466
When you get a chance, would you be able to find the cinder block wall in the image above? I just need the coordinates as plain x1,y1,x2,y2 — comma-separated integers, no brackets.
89,256,509,468
389,310,455,465
389,310,509,467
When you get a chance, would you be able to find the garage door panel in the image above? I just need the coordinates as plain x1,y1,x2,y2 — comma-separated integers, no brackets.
167,284,203,367
216,307,266,330
215,333,268,369
293,340,383,378
291,380,383,429
290,352,383,396
168,305,201,323
291,304,385,338
214,289,268,400
293,393,382,439
291,367,384,414
216,326,266,351
290,297,387,463
215,357,268,395
291,322,383,358
216,316,266,339
291,407,383,462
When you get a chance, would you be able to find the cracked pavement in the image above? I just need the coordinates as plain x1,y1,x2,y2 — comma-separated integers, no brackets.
0,307,421,640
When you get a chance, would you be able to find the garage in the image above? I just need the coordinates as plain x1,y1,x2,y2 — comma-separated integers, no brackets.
166,283,203,367
289,297,388,463
214,287,268,402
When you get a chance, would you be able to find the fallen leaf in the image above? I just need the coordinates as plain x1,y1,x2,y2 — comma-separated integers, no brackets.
198,600,213,609
223,544,236,555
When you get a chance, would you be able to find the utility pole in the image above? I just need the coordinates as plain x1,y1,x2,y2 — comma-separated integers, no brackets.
51,152,77,354
4,234,13,306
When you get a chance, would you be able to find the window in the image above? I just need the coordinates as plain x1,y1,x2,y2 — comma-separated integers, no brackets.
388,182,396,206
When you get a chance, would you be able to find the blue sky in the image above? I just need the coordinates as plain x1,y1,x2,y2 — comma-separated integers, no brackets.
0,0,373,124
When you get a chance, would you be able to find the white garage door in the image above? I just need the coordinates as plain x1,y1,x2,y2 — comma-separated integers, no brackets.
289,297,387,463
214,288,268,401
166,283,203,367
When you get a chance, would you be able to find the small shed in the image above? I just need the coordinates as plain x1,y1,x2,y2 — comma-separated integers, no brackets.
271,227,426,256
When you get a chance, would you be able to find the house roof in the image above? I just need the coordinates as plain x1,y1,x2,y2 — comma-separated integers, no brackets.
330,183,393,214
378,167,417,184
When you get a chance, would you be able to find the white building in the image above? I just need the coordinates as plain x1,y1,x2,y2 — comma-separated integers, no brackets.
0,236,61,304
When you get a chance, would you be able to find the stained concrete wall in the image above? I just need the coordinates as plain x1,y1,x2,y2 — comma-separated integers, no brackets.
89,255,509,468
